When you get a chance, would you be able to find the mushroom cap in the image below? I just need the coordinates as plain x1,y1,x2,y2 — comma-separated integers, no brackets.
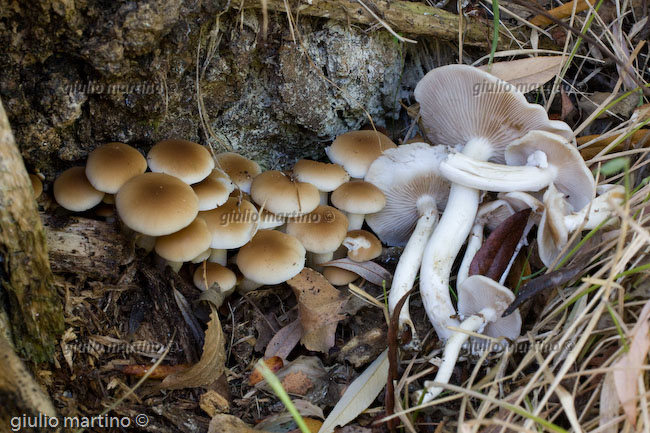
457,275,521,340
193,262,237,293
331,180,386,215
258,209,286,230
54,166,105,212
498,191,544,214
147,139,215,184
475,199,515,232
325,130,397,178
250,170,320,216
322,266,358,286
414,65,573,164
537,183,571,267
343,229,382,262
236,230,306,285
115,172,199,236
155,217,213,262
200,197,258,249
29,173,43,198
192,168,235,211
285,205,349,254
215,152,261,193
293,159,350,192
505,130,595,211
85,142,147,193
365,142,450,246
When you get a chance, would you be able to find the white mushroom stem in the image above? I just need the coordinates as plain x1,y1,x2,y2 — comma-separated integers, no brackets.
135,233,156,252
319,191,329,205
209,248,227,266
346,213,365,230
440,152,557,193
457,222,483,286
166,260,183,273
564,185,624,231
238,278,262,293
308,251,334,270
388,201,438,346
418,308,495,404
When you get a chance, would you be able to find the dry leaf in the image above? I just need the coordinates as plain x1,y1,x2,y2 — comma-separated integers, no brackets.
208,414,270,433
599,372,620,433
200,389,230,417
288,268,348,353
281,370,314,395
249,356,283,385
265,319,303,360
161,308,226,389
529,0,597,28
470,209,531,281
288,418,322,433
613,298,650,424
319,349,389,433
255,399,324,432
321,258,392,286
121,363,190,380
257,356,328,393
479,57,565,92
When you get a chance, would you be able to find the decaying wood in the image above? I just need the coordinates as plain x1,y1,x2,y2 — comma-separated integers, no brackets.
0,98,64,363
237,0,535,49
41,214,135,278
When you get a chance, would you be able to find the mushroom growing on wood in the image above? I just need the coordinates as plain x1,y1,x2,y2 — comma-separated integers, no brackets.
331,180,386,230
154,217,212,272
54,166,105,212
250,170,320,217
292,159,350,204
215,152,261,194
414,64,572,340
85,142,147,193
147,139,215,184
191,168,235,211
326,130,397,178
416,275,521,403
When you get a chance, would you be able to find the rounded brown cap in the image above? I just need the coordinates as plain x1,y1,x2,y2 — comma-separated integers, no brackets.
115,172,199,236
155,217,212,262
326,130,397,178
293,159,350,192
215,152,261,194
250,171,320,216
54,167,105,211
322,266,358,286
331,180,386,214
193,262,237,293
236,230,306,285
86,142,147,193
259,209,286,230
343,230,382,262
192,168,235,211
147,139,215,184
29,173,43,198
457,275,521,340
200,197,258,249
285,205,348,254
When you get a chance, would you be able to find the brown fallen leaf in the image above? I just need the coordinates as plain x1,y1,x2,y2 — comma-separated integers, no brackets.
288,268,348,353
613,298,650,424
529,0,597,28
265,319,303,360
255,399,324,432
121,363,190,380
321,258,392,286
578,129,650,159
249,356,284,385
208,414,271,433
470,209,531,282
281,370,314,395
478,57,565,93
161,308,226,390
288,418,323,433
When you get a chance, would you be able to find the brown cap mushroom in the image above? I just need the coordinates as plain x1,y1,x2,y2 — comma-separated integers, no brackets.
250,170,320,216
285,205,348,266
331,180,386,230
215,152,261,194
29,173,43,199
85,142,147,193
115,172,199,236
193,262,237,295
322,266,358,286
326,130,397,178
343,230,382,262
192,168,235,211
147,139,215,184
155,217,212,264
292,159,350,204
54,167,105,211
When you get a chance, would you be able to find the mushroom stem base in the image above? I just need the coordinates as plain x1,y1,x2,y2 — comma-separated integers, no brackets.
346,213,365,230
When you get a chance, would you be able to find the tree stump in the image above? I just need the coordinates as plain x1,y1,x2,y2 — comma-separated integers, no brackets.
0,98,64,363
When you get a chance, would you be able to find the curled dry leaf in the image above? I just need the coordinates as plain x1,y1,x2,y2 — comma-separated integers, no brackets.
161,308,226,390
321,258,392,286
265,319,303,360
613,298,650,424
287,268,348,353
478,57,565,92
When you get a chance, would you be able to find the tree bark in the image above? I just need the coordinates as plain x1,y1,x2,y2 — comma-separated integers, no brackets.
0,98,64,363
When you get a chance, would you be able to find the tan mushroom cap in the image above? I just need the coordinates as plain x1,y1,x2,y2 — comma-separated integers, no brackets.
236,230,306,285
250,170,320,216
147,139,215,184
85,142,147,193
115,172,199,236
193,262,237,293
322,266,358,286
343,230,382,262
54,166,105,211
258,209,286,230
331,180,386,214
200,197,258,249
215,152,261,194
505,130,595,211
192,168,235,211
285,205,348,254
457,275,521,340
155,217,212,262
29,173,43,198
292,159,350,192
326,130,397,178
